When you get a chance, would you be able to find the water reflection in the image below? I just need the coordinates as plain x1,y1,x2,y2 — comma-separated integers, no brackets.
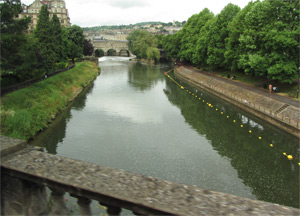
164,76,299,208
30,57,299,209
127,63,164,91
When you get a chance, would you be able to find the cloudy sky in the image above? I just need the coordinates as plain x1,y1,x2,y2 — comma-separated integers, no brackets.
21,0,252,27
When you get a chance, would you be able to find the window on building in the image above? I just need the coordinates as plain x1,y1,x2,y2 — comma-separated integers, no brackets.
60,4,63,8
55,3,57,7
61,19,64,23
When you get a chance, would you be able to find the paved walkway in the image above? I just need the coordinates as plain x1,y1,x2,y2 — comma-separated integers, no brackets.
184,66,300,108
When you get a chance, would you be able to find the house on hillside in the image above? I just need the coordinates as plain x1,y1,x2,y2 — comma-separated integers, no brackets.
19,0,71,31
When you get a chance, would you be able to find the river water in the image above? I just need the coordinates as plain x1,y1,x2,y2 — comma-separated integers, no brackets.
31,57,299,209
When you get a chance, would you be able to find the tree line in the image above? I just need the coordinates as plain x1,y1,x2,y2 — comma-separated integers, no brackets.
161,0,299,84
0,1,94,88
127,30,160,61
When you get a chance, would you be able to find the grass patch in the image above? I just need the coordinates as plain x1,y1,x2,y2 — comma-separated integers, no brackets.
0,61,100,140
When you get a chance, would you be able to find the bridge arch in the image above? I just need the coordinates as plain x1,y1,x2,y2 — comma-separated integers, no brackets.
107,49,117,56
119,49,130,57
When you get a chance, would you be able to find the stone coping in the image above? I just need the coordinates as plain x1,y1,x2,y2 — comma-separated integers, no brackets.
0,136,27,157
1,137,299,215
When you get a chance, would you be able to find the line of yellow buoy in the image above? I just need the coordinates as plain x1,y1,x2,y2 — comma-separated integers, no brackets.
164,69,299,166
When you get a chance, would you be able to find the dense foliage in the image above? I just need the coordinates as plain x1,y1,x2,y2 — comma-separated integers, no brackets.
0,2,87,88
127,30,160,61
95,49,105,57
83,39,94,56
162,0,299,83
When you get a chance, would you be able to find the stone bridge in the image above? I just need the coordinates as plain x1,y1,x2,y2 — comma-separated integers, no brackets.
92,40,131,57
1,136,299,215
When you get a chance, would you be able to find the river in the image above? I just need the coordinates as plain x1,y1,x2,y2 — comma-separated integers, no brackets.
30,57,299,209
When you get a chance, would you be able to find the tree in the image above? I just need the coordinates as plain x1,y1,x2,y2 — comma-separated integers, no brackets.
35,5,56,73
66,25,84,63
225,1,257,72
127,30,160,61
83,39,94,56
51,14,65,62
95,49,104,57
207,3,241,69
238,0,299,83
0,1,31,82
192,9,215,66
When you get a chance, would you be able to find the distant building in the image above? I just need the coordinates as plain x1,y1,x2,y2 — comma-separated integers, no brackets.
19,0,71,31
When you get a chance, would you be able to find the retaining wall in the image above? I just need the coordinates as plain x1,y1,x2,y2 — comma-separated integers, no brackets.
175,66,300,138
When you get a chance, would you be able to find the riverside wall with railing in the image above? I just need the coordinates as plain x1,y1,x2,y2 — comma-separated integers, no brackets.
175,66,300,138
1,136,299,215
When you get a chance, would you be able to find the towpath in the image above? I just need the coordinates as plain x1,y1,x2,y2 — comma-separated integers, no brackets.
184,66,300,108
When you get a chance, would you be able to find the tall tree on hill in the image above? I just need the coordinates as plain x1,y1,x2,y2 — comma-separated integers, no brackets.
35,5,56,74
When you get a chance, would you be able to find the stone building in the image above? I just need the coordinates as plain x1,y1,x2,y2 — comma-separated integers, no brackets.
19,0,71,31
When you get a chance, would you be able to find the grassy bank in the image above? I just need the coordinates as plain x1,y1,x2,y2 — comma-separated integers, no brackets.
0,61,100,140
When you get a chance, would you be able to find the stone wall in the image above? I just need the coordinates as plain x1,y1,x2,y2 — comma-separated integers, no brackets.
175,66,300,138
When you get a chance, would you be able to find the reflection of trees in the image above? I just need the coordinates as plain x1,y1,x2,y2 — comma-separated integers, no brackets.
30,83,95,154
127,62,165,91
165,77,299,208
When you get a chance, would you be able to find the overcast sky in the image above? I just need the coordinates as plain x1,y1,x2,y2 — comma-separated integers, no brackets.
21,0,252,27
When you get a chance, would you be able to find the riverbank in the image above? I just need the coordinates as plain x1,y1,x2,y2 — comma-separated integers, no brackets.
0,61,100,140
175,66,300,138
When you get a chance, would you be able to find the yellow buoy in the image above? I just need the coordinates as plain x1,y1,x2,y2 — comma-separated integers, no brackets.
227,116,230,118
233,120,236,123
181,86,184,89
241,125,244,128
203,100,205,102
221,112,223,114
249,130,252,133
270,144,273,147
283,152,287,156
216,108,218,111
259,137,262,140
298,162,300,166
287,155,293,160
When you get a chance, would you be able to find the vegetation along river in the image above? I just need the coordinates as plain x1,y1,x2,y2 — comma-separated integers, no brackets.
31,57,299,209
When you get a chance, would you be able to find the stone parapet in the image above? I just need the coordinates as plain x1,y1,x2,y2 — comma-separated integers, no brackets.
1,136,299,215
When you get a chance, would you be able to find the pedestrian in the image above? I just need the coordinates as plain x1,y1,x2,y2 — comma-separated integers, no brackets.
269,84,272,94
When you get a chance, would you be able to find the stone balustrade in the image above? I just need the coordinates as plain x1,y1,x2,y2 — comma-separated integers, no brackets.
1,136,299,215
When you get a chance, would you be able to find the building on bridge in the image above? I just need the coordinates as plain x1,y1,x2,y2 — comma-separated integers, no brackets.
19,0,71,31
